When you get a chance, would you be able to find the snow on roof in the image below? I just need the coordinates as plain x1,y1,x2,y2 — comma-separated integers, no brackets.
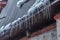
3,23,11,30
12,18,21,25
0,25,5,31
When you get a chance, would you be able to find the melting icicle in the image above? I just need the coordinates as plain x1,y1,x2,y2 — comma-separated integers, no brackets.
27,1,43,36
28,1,44,15
20,15,27,21
47,0,51,20
41,0,51,20
10,18,21,37
18,15,27,30
27,0,44,27
25,14,30,37
44,0,51,20
43,0,48,20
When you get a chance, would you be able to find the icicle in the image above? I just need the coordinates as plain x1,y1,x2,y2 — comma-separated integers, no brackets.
28,0,41,14
26,30,30,37
44,0,51,20
19,19,22,29
47,0,51,20
41,0,51,20
21,15,27,22
10,18,21,37
25,14,30,37
19,15,27,29
10,15,28,37
17,0,30,8
43,0,48,20
35,1,44,21
28,0,46,26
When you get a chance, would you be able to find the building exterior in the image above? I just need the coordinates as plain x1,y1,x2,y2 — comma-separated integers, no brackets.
0,0,60,40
